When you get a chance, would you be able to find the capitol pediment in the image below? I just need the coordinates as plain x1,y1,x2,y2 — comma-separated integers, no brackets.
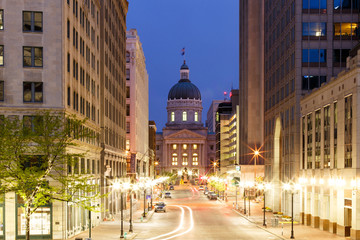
164,129,205,140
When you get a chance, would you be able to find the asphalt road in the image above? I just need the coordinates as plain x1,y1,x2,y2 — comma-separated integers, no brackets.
134,185,282,240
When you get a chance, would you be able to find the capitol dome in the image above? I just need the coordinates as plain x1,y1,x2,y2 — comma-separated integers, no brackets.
168,61,201,100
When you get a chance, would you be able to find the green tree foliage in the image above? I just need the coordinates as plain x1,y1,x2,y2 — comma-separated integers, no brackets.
0,112,102,240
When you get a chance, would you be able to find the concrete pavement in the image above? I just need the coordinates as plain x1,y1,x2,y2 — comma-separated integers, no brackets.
222,195,348,240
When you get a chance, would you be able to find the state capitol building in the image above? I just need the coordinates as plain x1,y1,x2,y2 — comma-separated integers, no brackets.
156,62,215,182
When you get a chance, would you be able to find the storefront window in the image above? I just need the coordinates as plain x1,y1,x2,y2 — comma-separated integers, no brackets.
17,207,51,236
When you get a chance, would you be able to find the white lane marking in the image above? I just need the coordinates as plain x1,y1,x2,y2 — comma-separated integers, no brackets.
147,205,185,240
161,206,194,240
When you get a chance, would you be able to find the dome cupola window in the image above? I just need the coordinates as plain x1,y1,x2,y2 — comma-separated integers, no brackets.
182,111,187,121
194,112,199,122
171,112,175,122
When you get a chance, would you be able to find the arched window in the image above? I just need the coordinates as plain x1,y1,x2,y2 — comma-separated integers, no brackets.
171,112,175,122
194,112,198,122
192,153,198,165
182,111,187,121
172,153,178,166
182,153,188,165
126,51,130,63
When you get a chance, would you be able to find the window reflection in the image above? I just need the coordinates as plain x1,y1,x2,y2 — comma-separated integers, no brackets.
302,49,326,63
302,22,326,36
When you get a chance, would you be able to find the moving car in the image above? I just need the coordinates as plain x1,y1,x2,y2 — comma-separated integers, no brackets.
164,192,172,198
198,185,204,191
207,191,215,198
169,185,174,190
155,202,166,212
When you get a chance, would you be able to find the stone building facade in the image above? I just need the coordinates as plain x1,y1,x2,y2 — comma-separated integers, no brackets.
299,48,360,239
156,62,215,181
125,29,149,179
0,0,128,239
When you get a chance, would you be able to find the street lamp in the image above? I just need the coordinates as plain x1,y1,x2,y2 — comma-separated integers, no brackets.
284,182,301,239
113,181,130,239
258,182,271,227
253,150,259,183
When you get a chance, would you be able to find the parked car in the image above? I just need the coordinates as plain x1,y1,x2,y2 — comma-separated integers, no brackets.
207,191,215,198
209,193,218,200
198,185,204,191
204,189,209,195
164,192,172,198
155,202,166,212
169,185,174,190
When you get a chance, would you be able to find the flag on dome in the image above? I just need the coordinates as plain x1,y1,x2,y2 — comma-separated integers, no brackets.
181,48,185,56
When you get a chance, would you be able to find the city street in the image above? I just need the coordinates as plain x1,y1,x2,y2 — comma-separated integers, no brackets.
134,185,280,240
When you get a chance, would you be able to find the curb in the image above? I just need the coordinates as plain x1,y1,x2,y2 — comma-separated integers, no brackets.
133,210,155,223
231,208,286,240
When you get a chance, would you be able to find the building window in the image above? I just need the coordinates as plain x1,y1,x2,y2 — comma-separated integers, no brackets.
334,22,359,37
67,86,70,106
334,0,359,9
192,153,198,166
333,49,350,64
345,95,352,168
302,76,326,90
182,111,187,121
172,144,177,150
126,122,130,133
23,11,42,32
302,22,326,36
0,45,3,66
23,82,43,102
307,113,312,169
126,69,130,80
0,10,3,30
171,112,175,122
183,144,187,150
126,86,130,98
126,104,130,116
182,153,188,166
23,47,43,67
302,49,326,63
303,0,327,9
172,153,178,166
126,51,130,63
324,105,330,168
194,112,198,122
315,110,321,169
193,144,197,150
0,81,3,101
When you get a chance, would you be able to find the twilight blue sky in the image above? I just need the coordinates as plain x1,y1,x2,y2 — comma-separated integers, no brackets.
127,0,239,131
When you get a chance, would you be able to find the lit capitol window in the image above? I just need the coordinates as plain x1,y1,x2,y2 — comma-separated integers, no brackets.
183,144,187,149
193,144,197,149
173,144,177,150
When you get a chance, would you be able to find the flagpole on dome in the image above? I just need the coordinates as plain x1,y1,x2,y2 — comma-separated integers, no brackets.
181,47,185,62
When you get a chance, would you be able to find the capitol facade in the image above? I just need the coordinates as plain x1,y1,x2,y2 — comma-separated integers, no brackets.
156,62,215,182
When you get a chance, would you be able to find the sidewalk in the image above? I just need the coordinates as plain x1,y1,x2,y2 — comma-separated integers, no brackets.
67,204,155,240
221,196,348,240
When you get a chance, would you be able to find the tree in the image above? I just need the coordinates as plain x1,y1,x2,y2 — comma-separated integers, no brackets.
0,112,102,240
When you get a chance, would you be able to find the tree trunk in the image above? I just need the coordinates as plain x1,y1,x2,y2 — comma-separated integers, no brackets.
25,205,31,240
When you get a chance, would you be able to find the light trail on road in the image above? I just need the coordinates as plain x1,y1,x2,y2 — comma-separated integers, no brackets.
161,206,194,240
147,205,185,240
147,205,194,240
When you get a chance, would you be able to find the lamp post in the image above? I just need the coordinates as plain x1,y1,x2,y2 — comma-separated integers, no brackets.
284,183,301,239
113,181,131,239
258,183,271,227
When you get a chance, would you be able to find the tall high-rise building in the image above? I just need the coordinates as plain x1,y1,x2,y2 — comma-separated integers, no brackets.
99,0,129,221
125,29,149,179
206,100,228,133
262,0,359,219
0,0,128,238
239,0,264,165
